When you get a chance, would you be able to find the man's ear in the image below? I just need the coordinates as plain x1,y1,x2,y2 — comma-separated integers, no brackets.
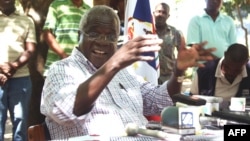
78,32,84,44
78,31,84,43
79,35,84,44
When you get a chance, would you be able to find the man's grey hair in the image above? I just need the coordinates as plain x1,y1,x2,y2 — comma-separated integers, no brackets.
79,5,120,36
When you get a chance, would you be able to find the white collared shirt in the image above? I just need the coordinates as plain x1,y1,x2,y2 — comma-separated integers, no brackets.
40,48,173,140
190,57,247,102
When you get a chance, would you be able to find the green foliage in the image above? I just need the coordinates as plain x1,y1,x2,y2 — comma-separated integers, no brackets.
223,0,250,19
222,2,235,19
224,0,250,48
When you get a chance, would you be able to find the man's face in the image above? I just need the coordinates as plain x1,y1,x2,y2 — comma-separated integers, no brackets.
205,0,223,11
153,4,169,26
0,0,15,10
79,15,119,69
222,59,246,80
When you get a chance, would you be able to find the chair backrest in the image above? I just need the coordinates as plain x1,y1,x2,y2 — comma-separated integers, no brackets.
28,122,51,141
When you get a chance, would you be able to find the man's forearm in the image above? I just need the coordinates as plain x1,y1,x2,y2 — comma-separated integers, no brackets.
73,61,120,116
167,63,185,98
11,50,33,69
43,30,68,58
11,42,35,70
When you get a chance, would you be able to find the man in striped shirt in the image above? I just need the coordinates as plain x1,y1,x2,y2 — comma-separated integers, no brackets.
43,0,90,76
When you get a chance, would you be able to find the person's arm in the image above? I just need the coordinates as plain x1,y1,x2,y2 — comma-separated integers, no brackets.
167,36,215,98
0,73,7,86
0,42,36,77
167,35,186,98
43,30,68,59
11,42,36,70
167,63,185,98
73,59,120,115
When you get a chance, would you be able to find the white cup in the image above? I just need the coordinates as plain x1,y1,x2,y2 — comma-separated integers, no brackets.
229,97,246,111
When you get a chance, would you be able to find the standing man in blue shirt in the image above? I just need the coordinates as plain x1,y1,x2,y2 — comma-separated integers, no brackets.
187,0,237,59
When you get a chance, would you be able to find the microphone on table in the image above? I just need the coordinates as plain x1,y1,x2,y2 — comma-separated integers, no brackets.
160,106,247,131
125,123,168,139
160,106,199,134
160,106,179,126
160,106,208,127
199,115,247,127
172,94,206,106
160,94,206,128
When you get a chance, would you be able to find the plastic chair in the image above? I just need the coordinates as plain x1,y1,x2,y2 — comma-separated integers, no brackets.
28,122,51,141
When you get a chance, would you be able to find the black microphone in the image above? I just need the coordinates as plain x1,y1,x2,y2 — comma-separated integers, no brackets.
160,106,247,130
172,94,206,106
